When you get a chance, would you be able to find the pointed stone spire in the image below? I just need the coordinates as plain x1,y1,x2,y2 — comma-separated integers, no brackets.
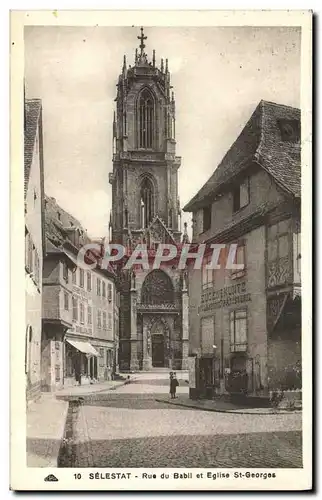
182,222,190,244
135,48,138,65
165,58,168,73
161,58,164,73
152,49,155,67
122,55,127,73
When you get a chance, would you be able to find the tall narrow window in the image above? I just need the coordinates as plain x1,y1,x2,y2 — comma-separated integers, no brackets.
140,177,154,228
138,89,154,149
230,309,247,352
72,297,78,321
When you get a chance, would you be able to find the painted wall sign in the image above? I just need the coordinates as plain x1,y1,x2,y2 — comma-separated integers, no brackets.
200,281,251,312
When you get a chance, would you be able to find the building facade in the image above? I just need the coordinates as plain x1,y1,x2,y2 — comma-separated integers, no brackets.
24,98,45,402
41,196,119,391
184,101,301,399
109,29,189,371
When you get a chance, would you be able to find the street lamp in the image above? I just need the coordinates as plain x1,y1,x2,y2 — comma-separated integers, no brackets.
212,345,217,396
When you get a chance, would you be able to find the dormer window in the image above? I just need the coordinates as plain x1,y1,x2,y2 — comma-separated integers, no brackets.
232,178,249,213
278,119,300,143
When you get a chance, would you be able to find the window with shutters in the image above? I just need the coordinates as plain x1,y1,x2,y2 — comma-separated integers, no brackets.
102,281,106,298
200,316,215,354
97,310,102,328
62,260,68,283
108,283,112,302
64,291,69,310
202,254,215,290
97,278,101,296
72,297,78,321
232,178,250,213
87,271,92,291
231,242,246,280
103,311,107,330
80,302,84,324
79,268,84,288
108,312,113,330
230,309,247,352
87,305,92,325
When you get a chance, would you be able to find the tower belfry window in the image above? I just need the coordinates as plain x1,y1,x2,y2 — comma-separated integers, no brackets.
140,177,154,228
139,89,154,149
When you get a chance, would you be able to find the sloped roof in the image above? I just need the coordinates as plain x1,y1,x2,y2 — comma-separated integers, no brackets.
24,99,42,199
44,195,116,278
183,100,301,212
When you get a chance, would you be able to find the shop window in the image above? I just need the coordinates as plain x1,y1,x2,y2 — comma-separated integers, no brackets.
232,178,249,213
108,283,112,302
64,291,69,310
231,243,246,280
102,281,106,298
97,310,102,328
79,268,84,288
72,297,78,321
87,305,92,325
97,278,101,296
202,206,212,233
230,309,247,352
103,311,107,329
87,271,92,291
80,303,84,324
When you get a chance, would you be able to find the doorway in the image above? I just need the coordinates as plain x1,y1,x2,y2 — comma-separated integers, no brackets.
152,334,165,367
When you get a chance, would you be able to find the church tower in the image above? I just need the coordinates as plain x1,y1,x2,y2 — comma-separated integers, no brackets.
109,28,189,371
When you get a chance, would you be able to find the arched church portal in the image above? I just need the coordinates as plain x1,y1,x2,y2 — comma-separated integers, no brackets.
149,318,170,368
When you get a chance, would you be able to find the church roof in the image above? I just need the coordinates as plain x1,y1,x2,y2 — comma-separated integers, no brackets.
24,98,42,199
183,100,301,212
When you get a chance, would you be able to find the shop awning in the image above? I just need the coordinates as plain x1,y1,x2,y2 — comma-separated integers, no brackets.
66,339,99,356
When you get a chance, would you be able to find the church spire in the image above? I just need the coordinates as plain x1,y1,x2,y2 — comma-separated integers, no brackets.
182,222,190,244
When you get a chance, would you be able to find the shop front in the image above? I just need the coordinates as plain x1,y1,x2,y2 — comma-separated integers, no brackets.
64,337,99,386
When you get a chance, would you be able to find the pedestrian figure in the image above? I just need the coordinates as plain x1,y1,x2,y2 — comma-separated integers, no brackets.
170,371,179,399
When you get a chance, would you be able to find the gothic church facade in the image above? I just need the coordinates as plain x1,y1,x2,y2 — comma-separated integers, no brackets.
109,28,189,371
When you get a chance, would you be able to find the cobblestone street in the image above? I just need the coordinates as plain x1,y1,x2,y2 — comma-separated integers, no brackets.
59,372,302,469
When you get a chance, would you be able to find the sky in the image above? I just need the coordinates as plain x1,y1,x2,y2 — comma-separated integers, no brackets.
24,26,301,238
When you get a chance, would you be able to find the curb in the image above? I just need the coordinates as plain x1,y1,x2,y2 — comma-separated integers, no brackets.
54,378,134,400
155,398,302,415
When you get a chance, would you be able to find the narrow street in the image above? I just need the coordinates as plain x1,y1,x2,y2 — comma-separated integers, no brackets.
59,372,302,469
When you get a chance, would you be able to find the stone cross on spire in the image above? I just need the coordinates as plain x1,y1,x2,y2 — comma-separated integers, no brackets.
137,27,147,55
